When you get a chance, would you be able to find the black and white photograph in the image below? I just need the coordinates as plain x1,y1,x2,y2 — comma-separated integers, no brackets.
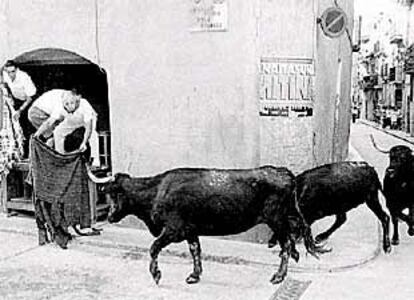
0,0,414,299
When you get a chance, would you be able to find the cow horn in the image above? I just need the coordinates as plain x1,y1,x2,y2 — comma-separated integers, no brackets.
86,165,114,184
369,134,390,154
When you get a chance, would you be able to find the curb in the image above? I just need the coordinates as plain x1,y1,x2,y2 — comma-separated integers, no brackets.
358,119,414,146
0,214,383,275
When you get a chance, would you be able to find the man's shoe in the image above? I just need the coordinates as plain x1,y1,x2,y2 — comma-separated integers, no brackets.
54,232,69,249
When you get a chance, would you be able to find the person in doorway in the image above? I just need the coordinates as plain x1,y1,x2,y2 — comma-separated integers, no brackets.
28,88,98,161
28,88,101,248
2,60,37,158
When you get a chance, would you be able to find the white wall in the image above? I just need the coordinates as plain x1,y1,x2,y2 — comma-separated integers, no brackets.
0,0,354,176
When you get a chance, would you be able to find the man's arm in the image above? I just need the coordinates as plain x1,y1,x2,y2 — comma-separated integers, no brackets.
14,73,36,120
34,116,62,139
79,118,93,152
13,96,33,120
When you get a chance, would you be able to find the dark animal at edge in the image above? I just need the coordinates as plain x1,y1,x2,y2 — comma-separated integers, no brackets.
90,166,326,285
268,161,391,254
370,134,414,245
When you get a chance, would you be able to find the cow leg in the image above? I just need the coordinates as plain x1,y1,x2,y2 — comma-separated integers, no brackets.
186,236,202,284
390,212,400,245
268,233,299,261
289,237,300,263
389,208,414,240
366,198,391,253
270,235,291,284
149,227,176,285
315,213,347,243
408,204,414,236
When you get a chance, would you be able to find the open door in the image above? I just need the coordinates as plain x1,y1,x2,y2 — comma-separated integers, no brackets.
3,48,111,218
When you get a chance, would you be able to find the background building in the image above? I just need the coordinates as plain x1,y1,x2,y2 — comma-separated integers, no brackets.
356,0,414,134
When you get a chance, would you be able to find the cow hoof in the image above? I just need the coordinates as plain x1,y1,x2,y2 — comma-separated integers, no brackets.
152,270,162,285
383,243,392,254
391,238,400,246
185,274,200,284
291,250,300,263
270,273,285,285
55,234,68,250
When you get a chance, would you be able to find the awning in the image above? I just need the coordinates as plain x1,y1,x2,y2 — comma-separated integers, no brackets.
13,48,93,66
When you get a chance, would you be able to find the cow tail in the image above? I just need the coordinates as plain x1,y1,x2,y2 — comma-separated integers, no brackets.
291,185,318,257
294,185,329,257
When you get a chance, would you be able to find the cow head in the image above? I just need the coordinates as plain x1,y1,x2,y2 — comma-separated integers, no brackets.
101,173,132,223
86,166,133,223
370,134,413,177
387,146,413,175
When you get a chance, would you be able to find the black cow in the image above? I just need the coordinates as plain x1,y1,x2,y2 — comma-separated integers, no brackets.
90,166,325,285
370,135,414,245
268,161,391,254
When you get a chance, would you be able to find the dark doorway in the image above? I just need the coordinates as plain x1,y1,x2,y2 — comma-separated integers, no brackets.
13,48,111,167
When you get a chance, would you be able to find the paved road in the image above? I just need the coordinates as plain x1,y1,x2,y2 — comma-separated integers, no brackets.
1,121,414,300
300,122,414,300
350,121,414,177
0,230,282,300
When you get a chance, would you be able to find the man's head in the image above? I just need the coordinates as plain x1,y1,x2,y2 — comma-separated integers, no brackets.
63,89,82,113
4,60,18,81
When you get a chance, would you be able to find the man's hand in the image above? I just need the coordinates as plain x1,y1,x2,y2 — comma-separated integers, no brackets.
78,143,87,152
33,131,41,139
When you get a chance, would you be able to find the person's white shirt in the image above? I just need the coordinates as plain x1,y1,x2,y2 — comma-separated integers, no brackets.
33,89,70,120
2,68,36,101
33,89,100,165
53,98,97,153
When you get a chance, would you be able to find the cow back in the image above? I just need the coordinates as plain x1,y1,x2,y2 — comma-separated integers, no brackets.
296,161,381,223
151,166,296,236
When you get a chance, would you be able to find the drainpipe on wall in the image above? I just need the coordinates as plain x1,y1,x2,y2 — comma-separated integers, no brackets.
332,57,343,162
0,77,3,130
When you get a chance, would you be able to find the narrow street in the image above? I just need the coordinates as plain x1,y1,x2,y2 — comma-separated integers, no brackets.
0,230,278,300
349,121,414,177
300,121,414,299
1,121,414,300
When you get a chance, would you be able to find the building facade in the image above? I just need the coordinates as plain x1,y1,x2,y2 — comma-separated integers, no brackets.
0,1,355,241
357,0,414,134
0,0,354,176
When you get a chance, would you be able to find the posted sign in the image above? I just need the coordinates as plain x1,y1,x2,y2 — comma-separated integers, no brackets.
259,58,315,117
190,0,228,32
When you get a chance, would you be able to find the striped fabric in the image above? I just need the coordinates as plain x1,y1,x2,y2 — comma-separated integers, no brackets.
0,94,24,177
